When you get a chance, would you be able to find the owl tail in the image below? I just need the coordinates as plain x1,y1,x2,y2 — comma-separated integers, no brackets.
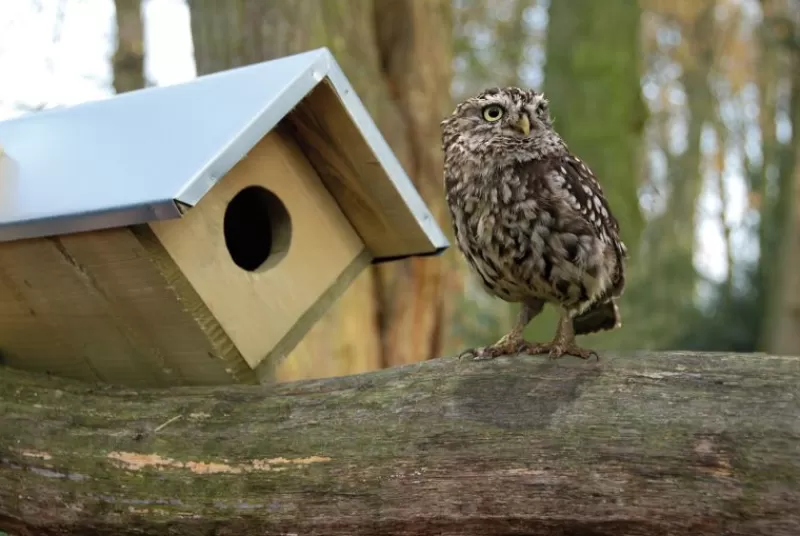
573,298,621,336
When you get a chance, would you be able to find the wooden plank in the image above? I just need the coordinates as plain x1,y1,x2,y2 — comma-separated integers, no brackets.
149,125,368,371
286,81,438,259
0,255,95,381
0,236,159,385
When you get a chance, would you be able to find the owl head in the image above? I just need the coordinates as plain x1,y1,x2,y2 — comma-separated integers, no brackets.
440,87,555,155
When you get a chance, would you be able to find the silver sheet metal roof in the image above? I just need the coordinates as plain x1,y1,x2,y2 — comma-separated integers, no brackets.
0,47,448,255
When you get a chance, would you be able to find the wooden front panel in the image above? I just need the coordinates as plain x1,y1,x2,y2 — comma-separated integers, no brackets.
149,126,369,371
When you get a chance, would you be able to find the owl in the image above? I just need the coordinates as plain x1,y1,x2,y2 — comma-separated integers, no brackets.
441,87,628,361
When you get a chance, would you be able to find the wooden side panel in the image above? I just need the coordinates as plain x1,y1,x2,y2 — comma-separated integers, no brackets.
0,227,254,387
285,81,439,259
149,126,368,371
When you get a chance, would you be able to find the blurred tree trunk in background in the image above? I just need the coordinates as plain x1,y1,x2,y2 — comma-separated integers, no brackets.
111,0,144,94
452,0,537,96
536,0,646,346
762,4,800,354
634,0,718,349
544,0,646,250
187,0,458,381
656,2,715,294
755,0,787,350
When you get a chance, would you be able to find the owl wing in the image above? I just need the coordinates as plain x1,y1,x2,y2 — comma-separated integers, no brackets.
523,153,628,297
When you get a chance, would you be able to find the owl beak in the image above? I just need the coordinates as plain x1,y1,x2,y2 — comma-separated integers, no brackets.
515,114,531,136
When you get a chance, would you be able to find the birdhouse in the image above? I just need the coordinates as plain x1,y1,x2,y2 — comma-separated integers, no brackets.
0,48,448,387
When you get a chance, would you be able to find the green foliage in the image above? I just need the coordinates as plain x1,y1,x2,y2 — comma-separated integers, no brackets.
544,0,646,250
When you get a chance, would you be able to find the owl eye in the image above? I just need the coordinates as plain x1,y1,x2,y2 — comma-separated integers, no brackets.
482,105,504,122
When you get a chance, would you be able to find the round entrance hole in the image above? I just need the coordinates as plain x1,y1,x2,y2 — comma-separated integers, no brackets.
223,185,292,272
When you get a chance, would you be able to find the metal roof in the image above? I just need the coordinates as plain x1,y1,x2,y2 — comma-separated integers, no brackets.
0,47,448,259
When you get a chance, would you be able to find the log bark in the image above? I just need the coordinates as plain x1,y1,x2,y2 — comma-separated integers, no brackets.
2,352,800,535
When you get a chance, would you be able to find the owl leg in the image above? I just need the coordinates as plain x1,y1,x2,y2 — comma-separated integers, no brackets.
542,310,599,361
458,299,545,361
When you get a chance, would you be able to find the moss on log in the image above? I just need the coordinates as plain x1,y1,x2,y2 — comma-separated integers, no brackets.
2,352,800,535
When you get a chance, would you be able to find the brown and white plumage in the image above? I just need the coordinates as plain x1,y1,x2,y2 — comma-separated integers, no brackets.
441,87,627,360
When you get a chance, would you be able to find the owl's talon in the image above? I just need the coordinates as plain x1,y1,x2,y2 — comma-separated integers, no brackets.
457,338,523,361
546,343,599,361
457,347,479,360
472,350,499,362
459,337,557,361
457,346,502,361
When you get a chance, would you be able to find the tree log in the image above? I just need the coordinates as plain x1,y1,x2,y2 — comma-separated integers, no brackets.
2,352,800,535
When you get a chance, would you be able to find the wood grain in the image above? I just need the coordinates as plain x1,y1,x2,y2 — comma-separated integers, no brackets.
0,227,251,387
2,351,799,535
287,81,439,259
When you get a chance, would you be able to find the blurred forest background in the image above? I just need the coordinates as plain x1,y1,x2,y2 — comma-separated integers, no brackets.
1,0,799,382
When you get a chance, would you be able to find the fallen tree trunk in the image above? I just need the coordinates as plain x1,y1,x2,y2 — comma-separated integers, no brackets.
2,351,800,535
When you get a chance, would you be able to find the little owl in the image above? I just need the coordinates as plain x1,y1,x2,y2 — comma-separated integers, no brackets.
441,87,628,361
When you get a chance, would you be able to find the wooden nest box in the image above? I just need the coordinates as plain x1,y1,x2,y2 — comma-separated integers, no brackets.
0,48,448,387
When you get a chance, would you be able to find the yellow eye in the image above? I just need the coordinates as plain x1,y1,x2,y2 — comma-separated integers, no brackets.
482,105,504,122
